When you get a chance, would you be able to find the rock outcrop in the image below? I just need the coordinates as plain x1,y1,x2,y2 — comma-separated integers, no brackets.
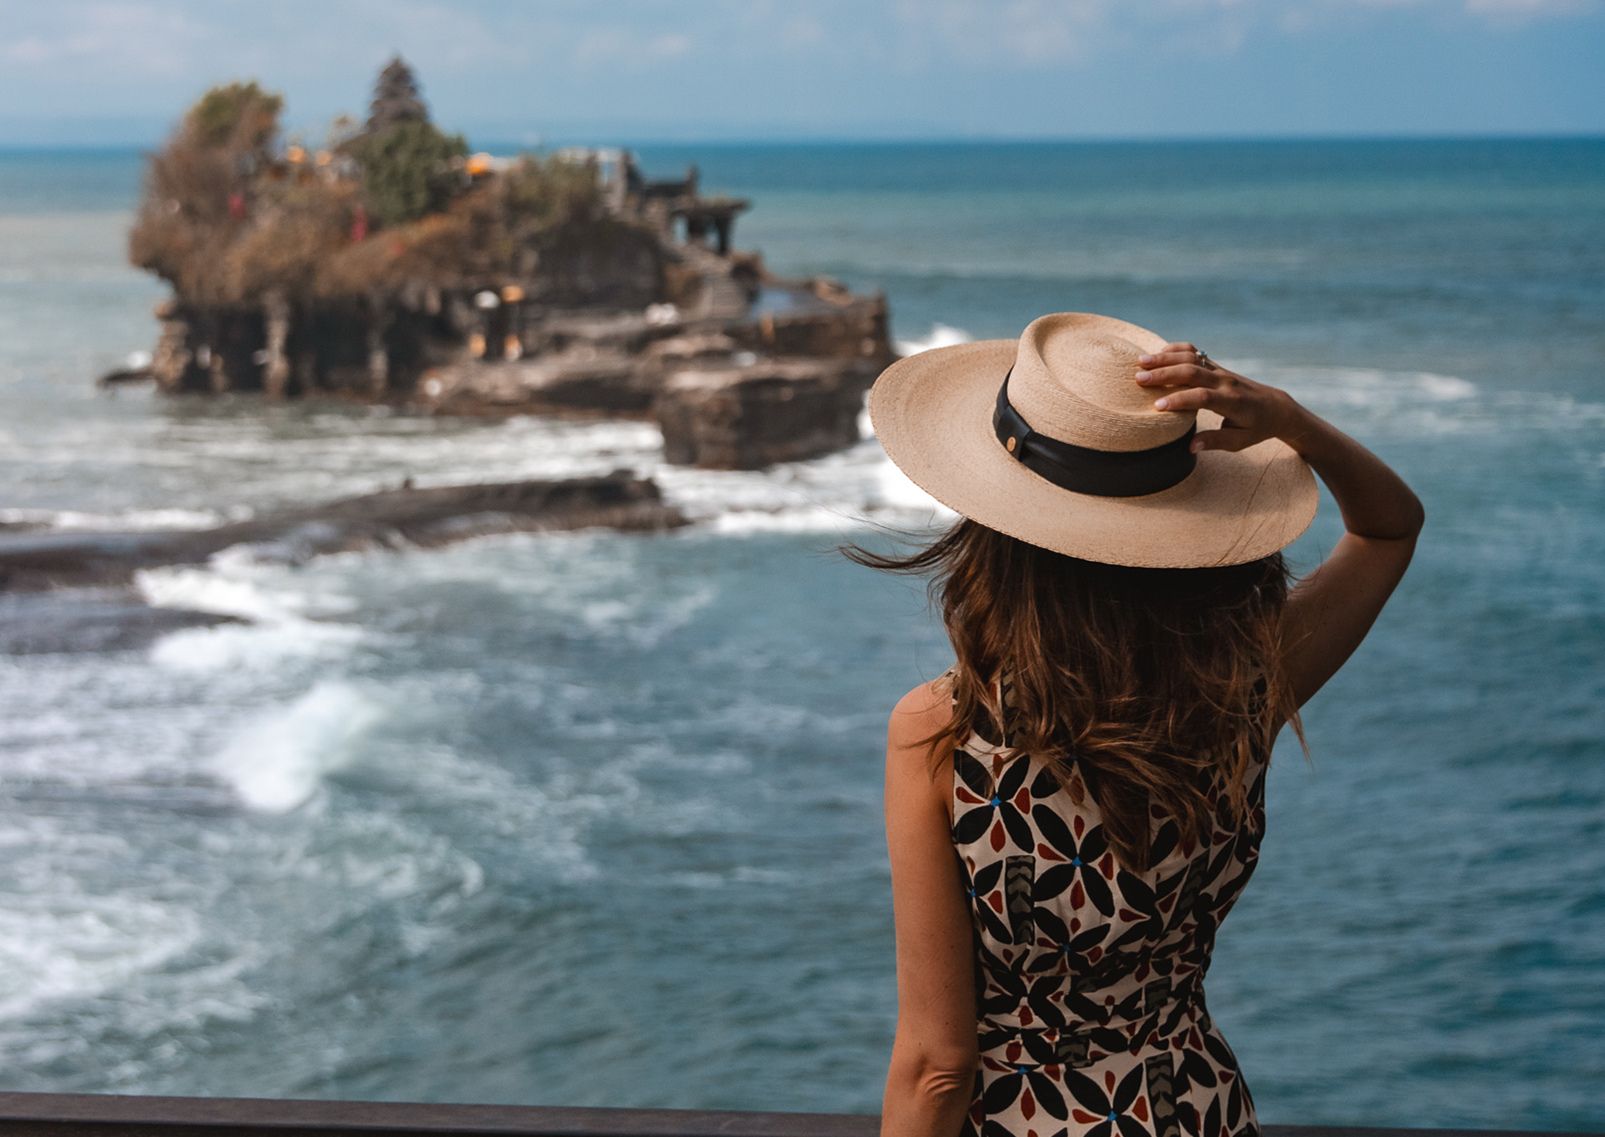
0,589,241,656
655,359,876,470
410,287,893,467
118,64,900,472
0,471,684,593
417,351,659,417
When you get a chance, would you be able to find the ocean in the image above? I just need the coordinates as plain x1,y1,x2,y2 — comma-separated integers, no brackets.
0,138,1601,1129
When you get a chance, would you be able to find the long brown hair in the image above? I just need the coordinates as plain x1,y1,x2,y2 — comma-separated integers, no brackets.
847,518,1305,873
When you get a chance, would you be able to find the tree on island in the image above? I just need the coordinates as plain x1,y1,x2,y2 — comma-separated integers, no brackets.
189,81,283,154
129,62,605,312
129,80,291,301
350,120,468,228
349,56,468,228
120,59,669,399
367,55,429,133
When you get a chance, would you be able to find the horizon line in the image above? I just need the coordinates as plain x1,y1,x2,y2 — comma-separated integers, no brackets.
1,129,1602,154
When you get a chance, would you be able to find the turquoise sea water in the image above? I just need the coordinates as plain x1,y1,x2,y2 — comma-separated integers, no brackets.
0,139,1602,1129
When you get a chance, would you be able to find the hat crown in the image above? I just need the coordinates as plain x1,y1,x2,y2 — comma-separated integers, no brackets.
1009,313,1190,452
862,308,1318,567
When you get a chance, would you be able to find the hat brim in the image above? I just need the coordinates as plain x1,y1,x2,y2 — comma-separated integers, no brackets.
868,339,1318,568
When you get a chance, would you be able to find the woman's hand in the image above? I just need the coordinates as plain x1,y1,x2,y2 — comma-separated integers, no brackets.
1133,342,1308,453
1133,340,1426,710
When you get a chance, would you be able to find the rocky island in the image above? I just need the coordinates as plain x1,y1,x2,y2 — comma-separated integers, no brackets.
120,57,896,471
11,60,903,652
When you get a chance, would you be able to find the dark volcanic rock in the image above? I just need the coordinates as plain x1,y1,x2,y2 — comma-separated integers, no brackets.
0,471,685,592
730,292,894,366
417,353,659,417
0,588,241,655
655,359,875,470
96,365,156,387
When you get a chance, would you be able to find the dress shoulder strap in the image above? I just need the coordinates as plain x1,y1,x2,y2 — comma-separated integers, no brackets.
942,664,1022,758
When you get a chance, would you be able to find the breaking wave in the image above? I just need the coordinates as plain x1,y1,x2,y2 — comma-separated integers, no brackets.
895,322,973,356
212,679,384,813
136,546,366,671
0,506,235,531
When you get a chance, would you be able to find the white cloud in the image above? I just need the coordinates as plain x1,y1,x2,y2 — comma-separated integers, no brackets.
0,2,210,75
353,0,535,68
781,14,828,48
894,0,1112,65
1305,0,1592,18
572,26,697,68
1219,0,1596,35
1462,0,1593,18
648,32,694,58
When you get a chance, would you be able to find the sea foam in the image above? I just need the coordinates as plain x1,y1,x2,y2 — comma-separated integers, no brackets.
212,679,383,813
0,886,201,1021
137,547,365,671
895,322,973,356
0,506,232,531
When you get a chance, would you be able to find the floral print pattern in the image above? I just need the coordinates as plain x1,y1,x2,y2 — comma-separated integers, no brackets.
952,675,1268,1137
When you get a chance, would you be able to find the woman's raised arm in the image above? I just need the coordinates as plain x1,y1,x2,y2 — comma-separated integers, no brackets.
1135,344,1425,707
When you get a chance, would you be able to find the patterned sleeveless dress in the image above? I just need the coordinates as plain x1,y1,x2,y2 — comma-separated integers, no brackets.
950,676,1267,1137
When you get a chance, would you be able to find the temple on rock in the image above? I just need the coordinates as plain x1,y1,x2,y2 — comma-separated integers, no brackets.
125,58,895,469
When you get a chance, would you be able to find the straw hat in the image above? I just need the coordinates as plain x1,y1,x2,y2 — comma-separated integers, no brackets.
867,312,1317,568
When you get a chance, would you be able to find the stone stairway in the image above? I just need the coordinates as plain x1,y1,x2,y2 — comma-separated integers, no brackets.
679,245,751,319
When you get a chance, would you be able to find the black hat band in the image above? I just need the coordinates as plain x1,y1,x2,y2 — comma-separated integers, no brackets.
992,369,1197,498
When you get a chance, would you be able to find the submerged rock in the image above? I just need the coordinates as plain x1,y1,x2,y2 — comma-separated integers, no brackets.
0,471,685,593
96,365,156,387
0,588,240,655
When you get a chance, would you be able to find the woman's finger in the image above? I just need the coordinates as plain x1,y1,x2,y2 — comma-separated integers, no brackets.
1149,387,1206,414
1135,363,1222,389
1191,426,1257,453
1135,350,1210,371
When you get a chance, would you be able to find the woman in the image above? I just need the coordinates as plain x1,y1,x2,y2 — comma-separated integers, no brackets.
860,313,1423,1137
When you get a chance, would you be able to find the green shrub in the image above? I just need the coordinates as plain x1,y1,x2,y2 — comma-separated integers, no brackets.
188,81,283,152
350,120,469,229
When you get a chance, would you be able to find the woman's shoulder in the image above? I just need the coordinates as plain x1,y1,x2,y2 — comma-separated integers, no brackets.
885,672,962,827
884,671,959,767
886,671,956,749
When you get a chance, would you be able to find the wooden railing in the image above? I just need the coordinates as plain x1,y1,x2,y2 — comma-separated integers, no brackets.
0,1094,1592,1137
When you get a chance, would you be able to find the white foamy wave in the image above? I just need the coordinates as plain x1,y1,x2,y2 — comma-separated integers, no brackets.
653,434,946,536
0,887,200,1021
1216,361,1497,439
874,456,947,514
1316,367,1476,406
577,583,717,648
435,416,663,483
213,679,384,813
1417,374,1477,399
895,322,973,356
137,564,306,624
1239,362,1476,409
149,617,368,672
706,505,872,535
353,710,609,884
137,548,365,671
0,506,235,531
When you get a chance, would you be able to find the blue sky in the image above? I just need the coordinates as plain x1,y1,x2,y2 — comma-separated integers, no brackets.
0,0,1600,145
